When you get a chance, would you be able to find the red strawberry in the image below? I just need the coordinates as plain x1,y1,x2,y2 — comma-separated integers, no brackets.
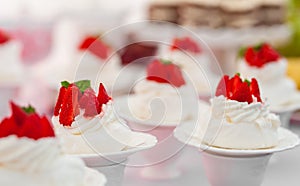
146,59,186,87
79,88,100,117
0,29,10,44
170,37,201,54
54,86,67,116
243,43,280,68
78,36,109,60
97,83,111,106
249,78,262,102
0,102,55,140
215,75,229,96
215,74,262,104
59,84,80,126
230,81,253,103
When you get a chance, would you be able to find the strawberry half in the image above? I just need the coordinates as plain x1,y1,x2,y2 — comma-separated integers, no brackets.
215,74,262,104
170,37,201,54
78,36,110,60
0,29,10,44
79,88,100,117
242,43,280,68
0,102,55,140
146,59,185,87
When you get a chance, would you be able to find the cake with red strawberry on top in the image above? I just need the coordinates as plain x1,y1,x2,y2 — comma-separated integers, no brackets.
198,74,280,149
52,80,156,154
238,43,300,110
0,29,24,86
75,35,122,89
162,36,217,94
0,102,106,186
128,58,196,124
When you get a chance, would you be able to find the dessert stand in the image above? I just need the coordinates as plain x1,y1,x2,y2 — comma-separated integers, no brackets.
174,123,300,186
70,132,157,186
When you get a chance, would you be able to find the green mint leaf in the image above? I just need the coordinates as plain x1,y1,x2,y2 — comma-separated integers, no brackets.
244,79,251,86
160,58,172,65
75,80,91,93
253,43,263,51
22,105,36,114
236,73,241,76
61,81,70,88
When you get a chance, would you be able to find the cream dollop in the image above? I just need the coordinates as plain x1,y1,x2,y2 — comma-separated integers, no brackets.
0,40,24,86
238,58,300,108
199,96,280,149
0,136,106,186
53,101,147,154
129,79,195,124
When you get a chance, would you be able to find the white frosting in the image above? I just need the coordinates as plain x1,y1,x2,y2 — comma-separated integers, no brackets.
0,40,24,86
53,101,147,154
238,58,300,108
129,79,193,124
162,49,217,94
199,96,280,149
0,136,106,186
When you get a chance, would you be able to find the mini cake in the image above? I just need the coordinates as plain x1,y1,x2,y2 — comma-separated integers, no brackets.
76,35,122,89
163,36,214,94
179,0,222,28
129,59,193,123
238,43,300,108
52,80,151,154
200,74,280,149
0,102,106,186
0,29,23,86
148,0,181,23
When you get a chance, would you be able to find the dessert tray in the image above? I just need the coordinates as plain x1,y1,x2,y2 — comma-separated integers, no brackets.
174,124,300,156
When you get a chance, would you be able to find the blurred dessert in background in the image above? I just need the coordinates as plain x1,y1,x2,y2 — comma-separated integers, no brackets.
148,0,288,28
238,43,300,109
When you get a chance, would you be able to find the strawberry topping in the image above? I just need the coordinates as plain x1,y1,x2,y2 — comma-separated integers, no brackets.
241,43,280,68
170,37,201,54
0,102,55,140
0,29,10,44
215,74,262,104
78,36,110,60
54,80,112,125
147,59,186,87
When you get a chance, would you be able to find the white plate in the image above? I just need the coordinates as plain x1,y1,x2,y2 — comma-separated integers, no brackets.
70,132,157,167
114,95,208,127
174,126,300,157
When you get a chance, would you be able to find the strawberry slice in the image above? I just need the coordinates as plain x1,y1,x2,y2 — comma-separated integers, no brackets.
54,86,67,116
170,37,201,54
0,29,10,44
78,36,109,60
79,88,100,117
146,59,186,87
0,102,55,140
249,78,262,102
215,75,229,96
260,43,280,63
59,84,80,126
97,83,111,106
215,74,262,104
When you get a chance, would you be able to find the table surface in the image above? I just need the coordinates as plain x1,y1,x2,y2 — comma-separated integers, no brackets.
122,123,300,186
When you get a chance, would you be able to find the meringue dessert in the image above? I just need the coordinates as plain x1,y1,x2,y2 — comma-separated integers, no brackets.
238,43,300,109
0,102,106,186
162,36,216,94
52,80,152,154
129,58,193,124
0,28,24,86
75,35,122,89
199,74,280,149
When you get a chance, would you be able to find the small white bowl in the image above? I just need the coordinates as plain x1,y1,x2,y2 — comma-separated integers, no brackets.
174,125,300,186
271,102,300,128
70,133,157,186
